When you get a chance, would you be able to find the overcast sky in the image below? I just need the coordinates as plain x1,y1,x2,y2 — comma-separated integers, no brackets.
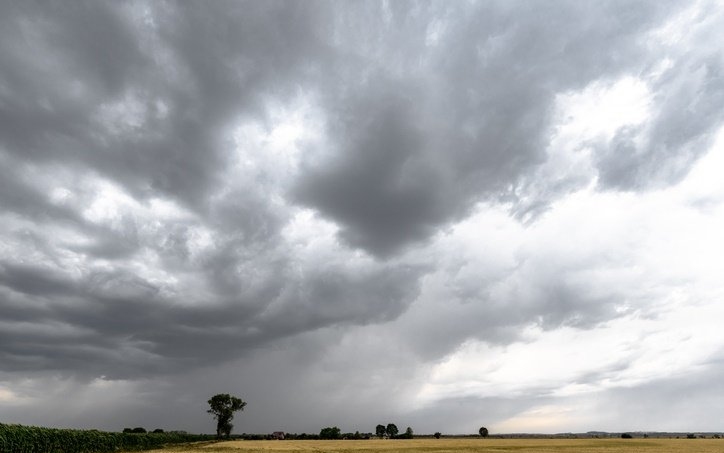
2,0,724,436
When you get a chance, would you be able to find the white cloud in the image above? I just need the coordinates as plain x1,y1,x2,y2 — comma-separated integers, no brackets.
405,127,724,431
555,76,652,143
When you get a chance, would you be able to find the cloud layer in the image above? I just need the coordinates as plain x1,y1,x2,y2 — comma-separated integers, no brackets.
1,0,724,434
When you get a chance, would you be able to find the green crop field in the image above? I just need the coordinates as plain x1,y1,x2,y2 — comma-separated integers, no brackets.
0,423,213,453
148,438,724,453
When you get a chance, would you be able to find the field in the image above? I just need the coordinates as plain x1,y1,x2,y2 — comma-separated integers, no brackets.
150,437,724,453
0,423,213,453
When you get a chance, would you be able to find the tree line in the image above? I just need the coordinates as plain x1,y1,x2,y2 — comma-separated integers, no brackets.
206,393,490,440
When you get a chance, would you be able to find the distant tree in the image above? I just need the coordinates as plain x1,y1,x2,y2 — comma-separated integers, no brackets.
621,433,633,439
386,423,399,438
397,427,413,439
207,393,247,439
479,427,489,437
376,424,386,438
152,429,164,434
122,428,133,433
319,426,341,439
131,427,147,434
434,432,441,439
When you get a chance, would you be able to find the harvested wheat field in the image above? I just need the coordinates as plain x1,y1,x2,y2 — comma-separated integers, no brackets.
150,438,724,453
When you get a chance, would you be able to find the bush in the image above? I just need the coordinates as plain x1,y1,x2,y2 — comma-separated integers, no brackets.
621,433,633,439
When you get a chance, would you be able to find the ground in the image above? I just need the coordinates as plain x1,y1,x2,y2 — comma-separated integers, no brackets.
149,437,724,453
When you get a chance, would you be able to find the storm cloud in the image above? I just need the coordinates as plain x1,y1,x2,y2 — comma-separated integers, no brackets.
2,0,724,435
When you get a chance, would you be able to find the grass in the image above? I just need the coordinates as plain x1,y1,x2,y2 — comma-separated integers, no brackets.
149,437,724,453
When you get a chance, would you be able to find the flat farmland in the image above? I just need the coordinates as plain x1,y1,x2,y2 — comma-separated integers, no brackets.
151,438,724,453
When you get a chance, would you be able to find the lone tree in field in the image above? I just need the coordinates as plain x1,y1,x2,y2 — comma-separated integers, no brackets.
386,423,399,438
479,426,489,437
207,393,246,439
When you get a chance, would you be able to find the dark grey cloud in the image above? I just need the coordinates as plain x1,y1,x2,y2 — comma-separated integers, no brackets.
1,0,723,435
0,1,345,379
0,1,327,212
295,88,443,256
0,250,420,379
293,1,682,255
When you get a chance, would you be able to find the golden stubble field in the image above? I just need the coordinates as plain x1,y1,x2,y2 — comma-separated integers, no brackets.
150,437,724,453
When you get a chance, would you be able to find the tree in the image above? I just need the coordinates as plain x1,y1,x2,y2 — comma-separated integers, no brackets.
398,427,413,439
479,426,489,437
319,426,341,439
434,432,441,439
386,423,398,438
207,393,247,439
375,424,386,438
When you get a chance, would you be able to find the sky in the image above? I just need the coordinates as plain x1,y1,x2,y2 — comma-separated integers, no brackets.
1,0,724,436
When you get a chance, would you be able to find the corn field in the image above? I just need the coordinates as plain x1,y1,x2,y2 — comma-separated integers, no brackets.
0,423,213,453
